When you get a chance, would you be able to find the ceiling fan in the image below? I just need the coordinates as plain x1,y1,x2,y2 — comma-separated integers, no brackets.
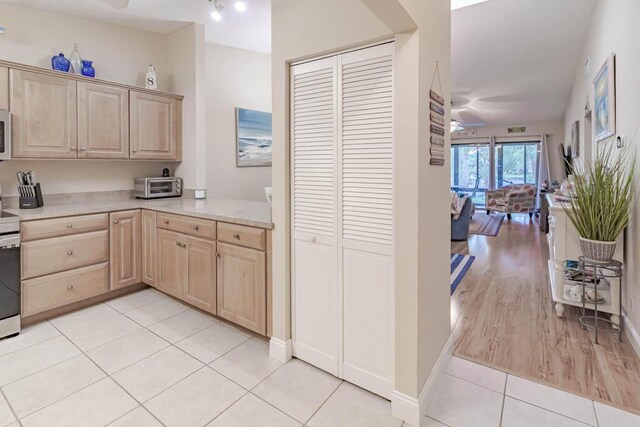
99,0,130,9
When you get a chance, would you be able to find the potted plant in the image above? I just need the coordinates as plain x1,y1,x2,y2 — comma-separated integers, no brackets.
563,144,635,263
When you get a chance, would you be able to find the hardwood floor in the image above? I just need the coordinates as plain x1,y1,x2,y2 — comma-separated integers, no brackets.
451,214,640,415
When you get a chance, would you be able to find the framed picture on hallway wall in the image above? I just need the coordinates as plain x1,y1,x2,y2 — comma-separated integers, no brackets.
236,107,273,167
593,53,616,142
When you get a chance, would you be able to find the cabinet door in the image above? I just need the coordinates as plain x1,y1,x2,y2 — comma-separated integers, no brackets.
0,67,8,110
10,69,77,158
110,210,142,289
184,235,216,314
129,91,181,160
217,242,266,335
156,228,186,299
78,82,129,159
141,210,158,287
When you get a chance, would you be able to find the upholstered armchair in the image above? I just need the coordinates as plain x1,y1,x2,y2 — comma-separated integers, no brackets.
485,184,537,220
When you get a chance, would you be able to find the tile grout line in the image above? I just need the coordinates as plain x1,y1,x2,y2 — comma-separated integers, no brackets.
248,391,308,426
0,385,20,425
303,379,344,425
506,394,598,426
39,319,169,426
105,405,166,427
0,324,63,359
592,401,600,427
442,372,504,395
498,374,508,426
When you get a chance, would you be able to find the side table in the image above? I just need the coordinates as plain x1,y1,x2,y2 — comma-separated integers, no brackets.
577,256,623,344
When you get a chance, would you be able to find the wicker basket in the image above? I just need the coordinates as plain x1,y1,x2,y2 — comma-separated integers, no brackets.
579,237,616,264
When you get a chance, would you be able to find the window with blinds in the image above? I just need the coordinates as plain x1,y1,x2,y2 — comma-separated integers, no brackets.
341,53,393,246
292,65,337,237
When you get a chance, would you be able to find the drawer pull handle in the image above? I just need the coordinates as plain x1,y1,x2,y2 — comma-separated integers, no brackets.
66,250,74,256
67,224,73,229
233,232,240,240
164,220,170,225
193,225,200,231
67,285,74,291
176,242,186,248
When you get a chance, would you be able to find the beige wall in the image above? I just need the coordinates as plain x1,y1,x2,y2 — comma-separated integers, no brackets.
205,44,272,201
271,0,451,402
564,0,640,336
0,4,171,197
463,122,566,182
169,23,208,193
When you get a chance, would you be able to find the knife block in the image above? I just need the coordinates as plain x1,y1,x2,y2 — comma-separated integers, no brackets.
19,183,44,209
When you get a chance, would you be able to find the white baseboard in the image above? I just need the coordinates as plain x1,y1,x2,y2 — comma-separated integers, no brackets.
391,332,456,426
269,337,292,363
623,310,640,359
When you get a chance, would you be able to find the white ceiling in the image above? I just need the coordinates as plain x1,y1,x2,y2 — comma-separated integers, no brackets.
451,0,596,127
0,0,271,53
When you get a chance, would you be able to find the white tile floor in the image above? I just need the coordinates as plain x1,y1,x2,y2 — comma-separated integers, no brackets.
0,289,638,427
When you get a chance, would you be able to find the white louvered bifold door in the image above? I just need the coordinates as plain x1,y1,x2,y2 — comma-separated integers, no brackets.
291,57,340,375
340,43,394,399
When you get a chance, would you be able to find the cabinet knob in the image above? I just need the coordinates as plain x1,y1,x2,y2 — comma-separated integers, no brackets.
70,147,76,151
113,220,119,225
164,220,169,225
133,149,137,153
67,224,73,229
80,147,86,151
233,232,240,240
193,225,199,231
311,237,317,243
67,285,74,291
216,253,221,259
66,250,74,255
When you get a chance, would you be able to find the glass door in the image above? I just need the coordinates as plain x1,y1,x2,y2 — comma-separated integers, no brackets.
450,143,490,207
494,142,540,189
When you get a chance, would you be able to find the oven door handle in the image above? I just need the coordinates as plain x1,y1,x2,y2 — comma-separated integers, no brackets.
0,234,21,248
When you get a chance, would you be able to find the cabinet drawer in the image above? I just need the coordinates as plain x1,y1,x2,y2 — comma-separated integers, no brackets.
21,230,109,279
22,213,108,242
157,213,216,240
217,222,266,250
22,262,110,317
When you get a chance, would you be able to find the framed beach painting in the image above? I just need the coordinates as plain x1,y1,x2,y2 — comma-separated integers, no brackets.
236,107,273,167
593,54,616,142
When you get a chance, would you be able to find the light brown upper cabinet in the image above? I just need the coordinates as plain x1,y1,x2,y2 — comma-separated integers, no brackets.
78,82,129,159
217,242,266,335
141,210,158,287
130,91,182,161
10,69,77,159
0,67,8,110
110,210,142,290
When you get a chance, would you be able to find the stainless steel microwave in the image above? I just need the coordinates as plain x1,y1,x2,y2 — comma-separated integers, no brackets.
0,110,11,161
134,177,182,199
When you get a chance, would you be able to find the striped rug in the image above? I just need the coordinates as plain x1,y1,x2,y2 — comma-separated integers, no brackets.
451,253,475,294
469,213,505,237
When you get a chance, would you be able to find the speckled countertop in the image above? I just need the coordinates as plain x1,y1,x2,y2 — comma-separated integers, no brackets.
6,198,273,229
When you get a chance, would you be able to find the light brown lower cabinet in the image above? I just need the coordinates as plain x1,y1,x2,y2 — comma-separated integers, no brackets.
216,242,266,335
184,236,216,314
110,210,142,290
156,228,186,299
141,210,157,286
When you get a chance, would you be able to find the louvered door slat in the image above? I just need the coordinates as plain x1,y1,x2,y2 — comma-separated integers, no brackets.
293,63,336,238
341,50,393,246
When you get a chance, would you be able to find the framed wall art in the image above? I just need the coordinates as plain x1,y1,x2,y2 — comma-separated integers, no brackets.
593,53,616,142
236,107,273,167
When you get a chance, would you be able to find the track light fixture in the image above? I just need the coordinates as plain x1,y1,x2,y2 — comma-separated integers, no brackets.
210,0,223,21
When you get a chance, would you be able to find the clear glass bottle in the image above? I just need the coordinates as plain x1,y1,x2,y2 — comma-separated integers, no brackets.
145,64,158,90
69,43,82,75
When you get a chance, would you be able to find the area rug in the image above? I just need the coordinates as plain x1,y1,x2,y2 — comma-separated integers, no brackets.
451,253,475,294
469,213,505,237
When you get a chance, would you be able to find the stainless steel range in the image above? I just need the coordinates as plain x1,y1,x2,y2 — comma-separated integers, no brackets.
0,211,20,339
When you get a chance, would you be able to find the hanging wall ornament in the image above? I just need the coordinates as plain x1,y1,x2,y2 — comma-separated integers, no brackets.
429,61,446,166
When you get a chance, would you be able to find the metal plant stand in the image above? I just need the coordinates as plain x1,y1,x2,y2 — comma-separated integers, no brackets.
577,256,623,344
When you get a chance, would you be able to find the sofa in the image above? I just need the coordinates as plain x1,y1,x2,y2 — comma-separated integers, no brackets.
485,183,537,220
451,197,474,241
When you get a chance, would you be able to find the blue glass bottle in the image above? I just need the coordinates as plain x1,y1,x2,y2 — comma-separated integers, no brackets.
81,60,95,78
51,53,70,72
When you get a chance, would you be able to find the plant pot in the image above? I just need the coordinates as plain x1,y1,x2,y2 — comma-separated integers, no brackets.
579,237,616,264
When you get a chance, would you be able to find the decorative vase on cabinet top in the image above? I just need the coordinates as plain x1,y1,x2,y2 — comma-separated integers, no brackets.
81,60,95,78
69,43,82,75
51,53,71,72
